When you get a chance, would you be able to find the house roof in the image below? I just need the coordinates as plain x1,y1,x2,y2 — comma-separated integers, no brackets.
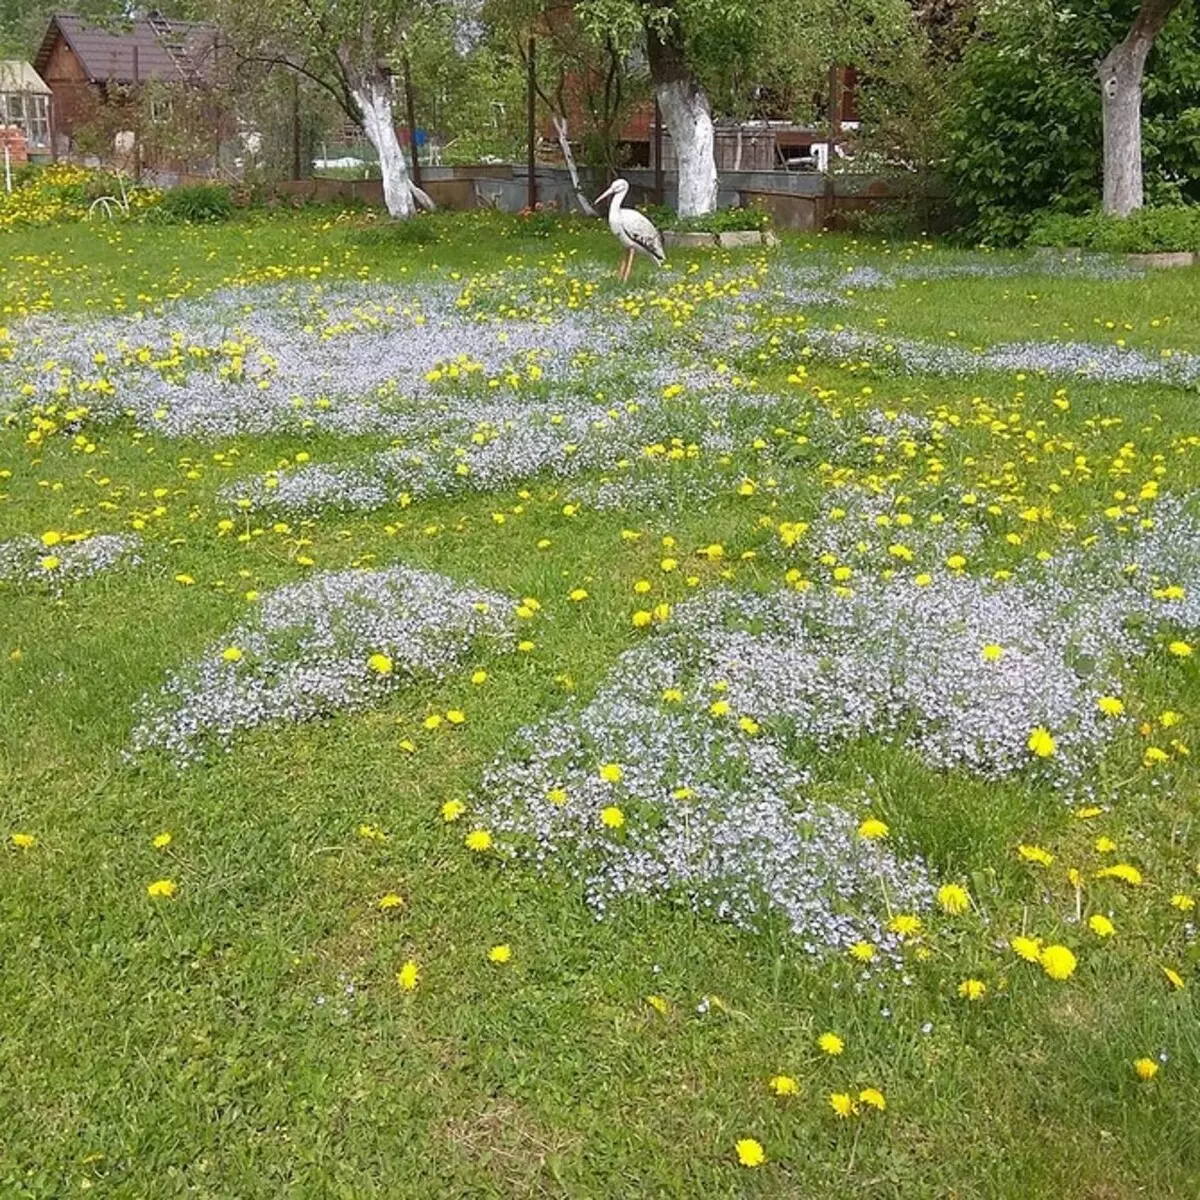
33,12,218,86
0,61,52,95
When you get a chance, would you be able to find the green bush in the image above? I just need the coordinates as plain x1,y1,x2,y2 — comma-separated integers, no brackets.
149,184,233,224
510,207,560,239
642,204,769,233
1028,206,1200,253
943,0,1200,245
354,216,441,246
838,203,926,241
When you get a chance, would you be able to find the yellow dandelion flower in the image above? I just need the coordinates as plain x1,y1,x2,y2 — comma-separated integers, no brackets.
888,913,922,938
769,1074,799,1097
601,806,625,829
1097,696,1125,716
1170,893,1195,911
850,941,876,962
858,817,889,840
471,669,488,685
1167,641,1192,657
599,762,623,783
378,893,404,910
858,1087,886,1111
735,1138,765,1167
1095,836,1118,853
817,1032,844,1056
488,944,512,964
1018,843,1054,867
937,883,970,915
829,1092,857,1118
958,978,987,1000
1010,935,1043,962
367,652,393,675
1096,863,1143,886
10,832,36,850
221,646,244,663
646,994,670,1015
1088,914,1115,938
1162,966,1185,991
1133,1057,1159,1081
441,799,466,822
152,831,172,849
1027,726,1056,757
1039,944,1077,981
981,643,1004,662
396,960,420,991
147,879,177,899
465,829,493,852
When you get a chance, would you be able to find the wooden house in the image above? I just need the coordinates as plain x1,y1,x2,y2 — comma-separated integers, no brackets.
33,11,218,158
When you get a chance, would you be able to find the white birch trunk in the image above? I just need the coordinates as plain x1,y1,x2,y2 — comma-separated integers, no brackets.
655,77,717,217
351,77,414,219
1098,41,1151,216
1097,0,1182,217
550,115,597,217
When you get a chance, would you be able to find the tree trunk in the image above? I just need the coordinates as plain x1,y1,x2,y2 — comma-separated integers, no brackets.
350,70,413,219
645,21,717,217
1097,0,1182,216
550,115,597,216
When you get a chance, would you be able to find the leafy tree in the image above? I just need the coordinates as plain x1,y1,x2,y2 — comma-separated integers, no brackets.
944,0,1200,244
486,0,642,211
218,0,468,216
573,0,915,215
1099,0,1184,214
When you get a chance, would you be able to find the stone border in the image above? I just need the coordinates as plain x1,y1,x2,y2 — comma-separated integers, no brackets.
1126,251,1195,269
663,229,780,250
1032,246,1195,270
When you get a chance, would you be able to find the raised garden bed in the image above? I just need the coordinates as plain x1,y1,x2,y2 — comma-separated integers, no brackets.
663,229,779,250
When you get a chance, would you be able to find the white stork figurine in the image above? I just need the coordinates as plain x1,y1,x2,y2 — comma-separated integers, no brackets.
594,179,666,281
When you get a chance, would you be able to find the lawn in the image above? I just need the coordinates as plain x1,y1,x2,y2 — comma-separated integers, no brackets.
2,209,1199,1198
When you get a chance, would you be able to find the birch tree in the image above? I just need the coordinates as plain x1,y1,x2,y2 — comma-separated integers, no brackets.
224,0,461,217
488,0,635,214
576,0,916,217
1097,0,1184,215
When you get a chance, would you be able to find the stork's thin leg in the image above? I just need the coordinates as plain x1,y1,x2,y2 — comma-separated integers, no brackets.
623,247,635,281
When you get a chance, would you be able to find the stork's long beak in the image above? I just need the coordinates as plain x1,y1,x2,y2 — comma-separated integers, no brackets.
594,182,616,206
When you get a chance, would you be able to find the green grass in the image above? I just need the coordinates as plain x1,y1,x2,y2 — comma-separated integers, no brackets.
2,212,1199,1198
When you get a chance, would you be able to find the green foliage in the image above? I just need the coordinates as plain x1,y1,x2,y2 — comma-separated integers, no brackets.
148,184,234,225
353,214,442,246
642,202,768,232
944,0,1200,245
839,202,927,241
1028,205,1200,254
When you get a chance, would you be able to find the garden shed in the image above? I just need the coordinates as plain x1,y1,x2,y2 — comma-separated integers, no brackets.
0,61,52,159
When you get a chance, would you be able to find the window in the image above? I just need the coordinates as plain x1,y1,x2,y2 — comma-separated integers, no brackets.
0,92,50,148
25,94,48,148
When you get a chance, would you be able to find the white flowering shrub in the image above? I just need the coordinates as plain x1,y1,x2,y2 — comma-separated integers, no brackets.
0,532,142,586
130,566,516,766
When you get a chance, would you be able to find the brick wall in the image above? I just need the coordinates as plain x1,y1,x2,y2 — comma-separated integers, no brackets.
0,126,28,165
